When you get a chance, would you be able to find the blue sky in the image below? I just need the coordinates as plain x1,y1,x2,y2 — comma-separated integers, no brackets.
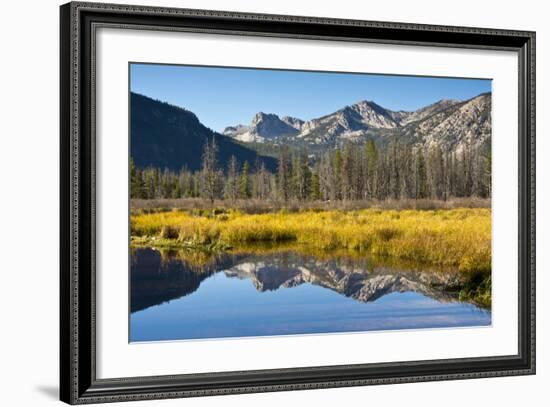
130,63,491,133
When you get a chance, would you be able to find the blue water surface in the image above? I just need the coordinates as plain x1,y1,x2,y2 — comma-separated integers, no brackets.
130,248,490,342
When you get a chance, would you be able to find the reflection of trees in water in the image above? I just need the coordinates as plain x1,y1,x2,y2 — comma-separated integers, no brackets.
130,248,245,312
130,247,490,314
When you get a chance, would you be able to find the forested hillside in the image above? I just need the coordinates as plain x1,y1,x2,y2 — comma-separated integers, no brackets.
130,93,277,172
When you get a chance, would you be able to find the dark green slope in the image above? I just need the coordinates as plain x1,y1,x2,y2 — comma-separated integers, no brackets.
130,92,277,172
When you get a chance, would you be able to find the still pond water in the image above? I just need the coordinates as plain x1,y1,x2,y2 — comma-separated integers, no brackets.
130,248,490,342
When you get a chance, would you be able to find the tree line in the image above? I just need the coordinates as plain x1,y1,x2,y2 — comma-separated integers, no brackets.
130,138,491,202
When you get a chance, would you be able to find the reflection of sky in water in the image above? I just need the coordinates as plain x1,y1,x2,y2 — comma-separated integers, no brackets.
130,262,491,342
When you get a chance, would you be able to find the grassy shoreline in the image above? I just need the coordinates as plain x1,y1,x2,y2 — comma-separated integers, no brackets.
131,207,491,274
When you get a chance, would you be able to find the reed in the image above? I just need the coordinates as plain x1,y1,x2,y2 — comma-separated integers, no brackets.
130,207,491,273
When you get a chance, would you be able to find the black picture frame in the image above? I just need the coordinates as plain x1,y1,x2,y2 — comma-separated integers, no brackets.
60,1,536,404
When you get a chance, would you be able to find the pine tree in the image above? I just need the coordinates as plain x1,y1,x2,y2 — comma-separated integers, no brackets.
341,143,356,200
224,155,239,201
415,149,429,199
277,145,291,202
256,161,270,200
428,146,445,200
294,149,312,200
333,148,343,200
365,140,378,199
129,158,143,199
308,161,318,200
401,145,415,199
239,161,251,199
460,148,473,197
201,137,220,204
318,152,335,201
388,142,400,199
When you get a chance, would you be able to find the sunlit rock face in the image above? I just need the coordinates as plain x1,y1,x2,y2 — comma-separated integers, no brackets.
223,112,302,143
223,93,491,154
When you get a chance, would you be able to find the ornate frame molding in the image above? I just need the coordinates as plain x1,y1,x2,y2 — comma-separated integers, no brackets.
60,2,535,404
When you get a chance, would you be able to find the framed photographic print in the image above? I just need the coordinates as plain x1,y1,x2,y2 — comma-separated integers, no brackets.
60,1,536,404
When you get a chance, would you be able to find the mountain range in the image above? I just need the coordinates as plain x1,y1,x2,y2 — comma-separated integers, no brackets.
130,91,491,173
223,92,491,154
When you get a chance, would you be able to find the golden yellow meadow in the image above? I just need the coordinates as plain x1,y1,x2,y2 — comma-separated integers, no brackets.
131,208,491,274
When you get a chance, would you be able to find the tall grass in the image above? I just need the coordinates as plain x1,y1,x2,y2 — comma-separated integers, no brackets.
131,207,491,273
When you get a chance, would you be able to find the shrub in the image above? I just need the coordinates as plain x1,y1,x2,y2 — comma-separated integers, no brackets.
160,225,179,239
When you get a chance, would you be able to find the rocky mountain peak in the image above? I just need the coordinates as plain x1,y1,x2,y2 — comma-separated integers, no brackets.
281,116,305,131
223,111,301,143
223,92,491,154
251,111,270,123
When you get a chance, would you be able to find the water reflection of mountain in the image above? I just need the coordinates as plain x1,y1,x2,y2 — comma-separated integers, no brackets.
223,253,465,304
130,248,244,312
131,248,476,313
